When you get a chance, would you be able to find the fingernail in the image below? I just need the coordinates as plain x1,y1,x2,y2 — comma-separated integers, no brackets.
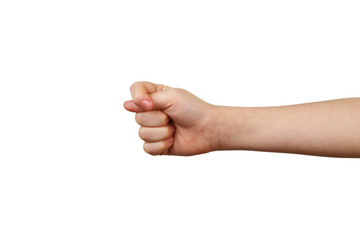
124,101,132,109
124,101,133,106
142,100,152,110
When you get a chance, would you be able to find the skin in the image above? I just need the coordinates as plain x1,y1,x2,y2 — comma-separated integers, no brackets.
124,81,360,158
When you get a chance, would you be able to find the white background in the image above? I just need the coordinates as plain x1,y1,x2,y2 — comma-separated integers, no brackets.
1,0,360,239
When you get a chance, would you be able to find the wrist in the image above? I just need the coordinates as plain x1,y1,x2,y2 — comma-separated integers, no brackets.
209,105,251,152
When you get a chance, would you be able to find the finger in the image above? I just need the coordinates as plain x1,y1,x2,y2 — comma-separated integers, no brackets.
148,90,173,111
130,81,169,111
143,137,174,155
124,89,174,112
135,110,170,127
123,100,144,113
139,125,175,142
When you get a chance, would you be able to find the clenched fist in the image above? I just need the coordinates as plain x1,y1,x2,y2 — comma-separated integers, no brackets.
124,82,216,156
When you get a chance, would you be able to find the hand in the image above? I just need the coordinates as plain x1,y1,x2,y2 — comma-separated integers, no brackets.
124,82,216,156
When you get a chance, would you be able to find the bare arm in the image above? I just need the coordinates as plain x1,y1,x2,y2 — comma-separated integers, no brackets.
211,98,360,157
124,82,360,158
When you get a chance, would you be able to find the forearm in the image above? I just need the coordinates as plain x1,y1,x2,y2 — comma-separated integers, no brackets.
211,98,360,158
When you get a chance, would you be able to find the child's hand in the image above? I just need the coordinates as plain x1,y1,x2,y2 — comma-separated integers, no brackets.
124,82,216,156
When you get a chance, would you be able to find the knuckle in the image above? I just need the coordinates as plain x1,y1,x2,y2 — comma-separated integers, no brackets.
173,87,185,94
157,84,164,91
168,88,178,95
143,142,156,155
143,142,150,154
135,113,142,125
130,82,145,99
143,141,166,156
138,127,147,140
130,82,138,92
130,81,147,90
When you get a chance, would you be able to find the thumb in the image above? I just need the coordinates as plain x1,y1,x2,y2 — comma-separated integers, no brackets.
149,90,173,111
128,81,171,111
129,82,153,111
123,90,172,113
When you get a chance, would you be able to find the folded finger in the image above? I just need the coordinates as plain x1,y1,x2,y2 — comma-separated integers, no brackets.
135,110,170,127
124,100,144,113
139,125,175,142
143,137,174,155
